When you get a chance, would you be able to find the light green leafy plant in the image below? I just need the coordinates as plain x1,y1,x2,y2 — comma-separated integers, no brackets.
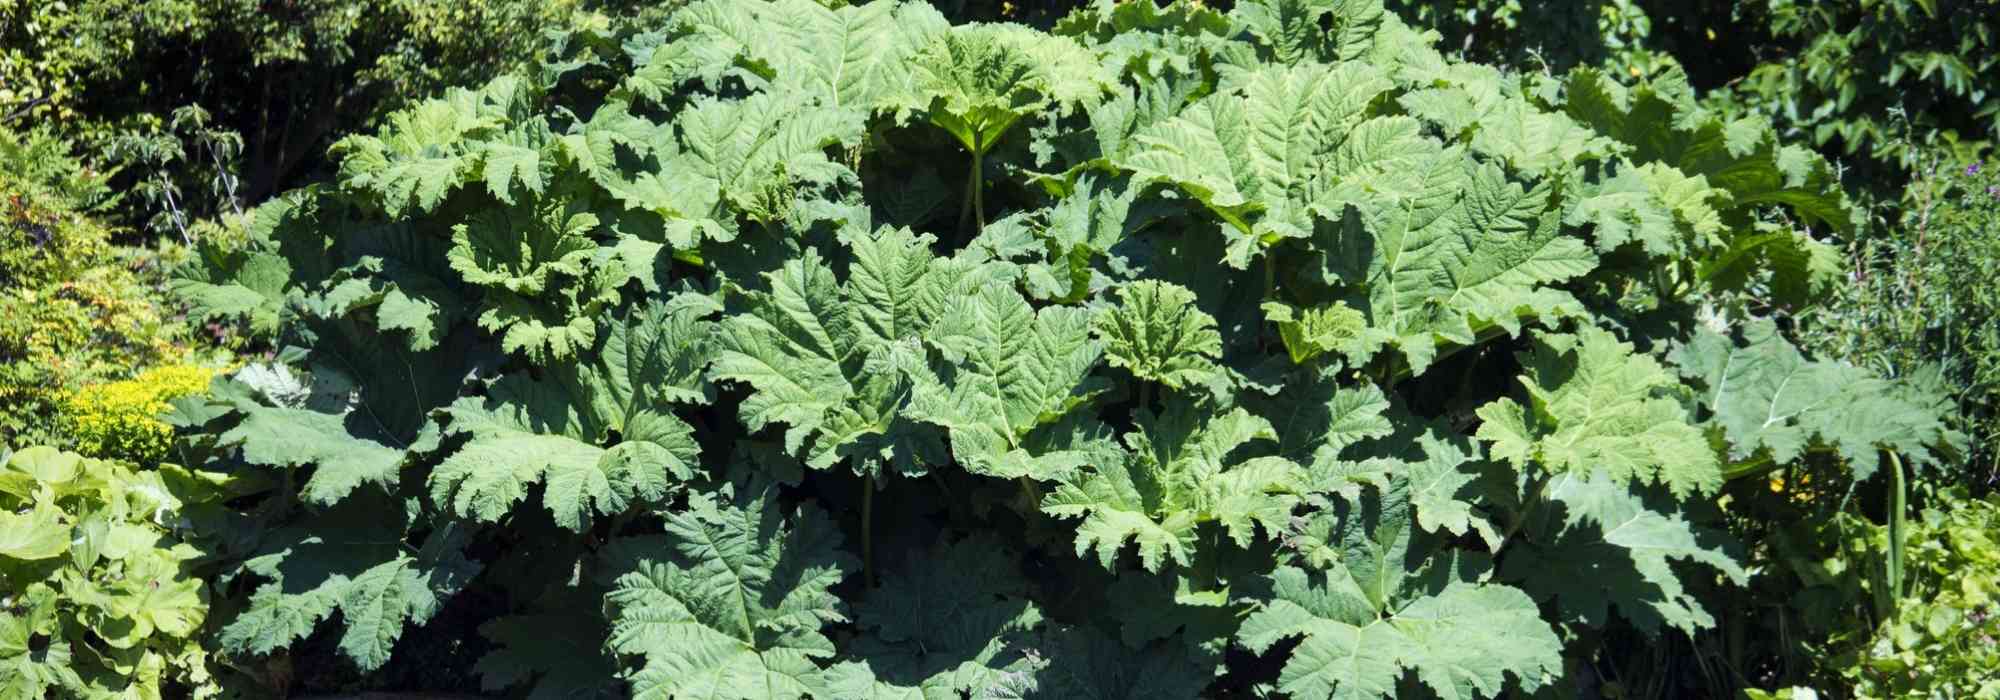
0,447,235,699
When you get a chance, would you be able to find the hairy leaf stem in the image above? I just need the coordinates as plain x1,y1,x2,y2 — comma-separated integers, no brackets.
1886,450,1907,617
1017,475,1042,514
1489,476,1551,563
862,474,876,588
958,133,986,240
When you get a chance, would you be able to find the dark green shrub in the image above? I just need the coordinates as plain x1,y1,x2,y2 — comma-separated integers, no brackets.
1,0,612,235
159,1,1965,697
1713,0,2000,186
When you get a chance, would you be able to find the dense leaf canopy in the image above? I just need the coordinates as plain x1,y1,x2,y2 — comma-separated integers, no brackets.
162,0,1961,697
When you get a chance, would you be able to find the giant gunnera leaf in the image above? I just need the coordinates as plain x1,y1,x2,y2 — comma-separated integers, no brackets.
1670,318,1965,477
711,228,986,477
1500,473,1748,636
431,299,710,530
1094,280,1225,392
607,490,855,700
219,496,479,672
907,282,1109,482
1475,327,1720,496
1240,475,1560,700
823,536,1043,699
1044,399,1303,571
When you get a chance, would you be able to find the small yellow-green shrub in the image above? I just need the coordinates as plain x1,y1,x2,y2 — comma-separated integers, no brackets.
63,364,217,464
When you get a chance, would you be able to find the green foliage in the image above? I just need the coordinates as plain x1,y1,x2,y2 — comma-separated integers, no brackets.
1799,157,2000,482
0,127,116,212
216,495,478,674
711,233,963,477
1715,0,2000,182
0,447,235,699
1741,485,2000,696
1502,472,1748,636
1837,488,2000,697
0,0,613,234
825,535,1042,698
157,1,1958,697
1,127,203,450
1386,0,2000,189
1675,318,1964,477
906,282,1104,482
1373,20,2000,696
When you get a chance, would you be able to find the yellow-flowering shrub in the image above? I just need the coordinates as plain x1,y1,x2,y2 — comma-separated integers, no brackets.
62,364,216,464
2,126,207,449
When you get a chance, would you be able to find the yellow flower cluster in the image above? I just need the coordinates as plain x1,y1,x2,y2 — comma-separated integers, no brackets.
63,365,217,464
1767,469,1817,506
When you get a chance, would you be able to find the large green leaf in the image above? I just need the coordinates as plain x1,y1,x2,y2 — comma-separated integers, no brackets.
1045,399,1302,571
432,298,710,530
1094,280,1224,392
0,501,68,561
219,499,478,671
1239,476,1560,700
1319,159,1597,374
1476,327,1721,496
824,536,1042,699
891,23,1113,155
1501,474,1749,635
908,284,1107,481
1120,62,1396,266
1670,318,1966,475
607,490,854,700
711,231,977,476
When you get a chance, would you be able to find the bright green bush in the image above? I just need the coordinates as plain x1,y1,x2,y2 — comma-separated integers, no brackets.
1743,484,2000,697
160,1,1964,697
1843,487,2000,697
0,127,116,214
0,446,238,699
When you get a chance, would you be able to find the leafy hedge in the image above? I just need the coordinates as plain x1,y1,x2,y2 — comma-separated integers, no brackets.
1713,0,2000,183
1382,0,2000,188
167,0,1962,696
